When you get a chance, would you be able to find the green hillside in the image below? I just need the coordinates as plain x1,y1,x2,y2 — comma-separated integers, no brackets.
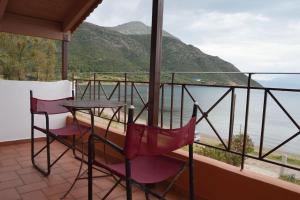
68,22,252,85
0,21,254,85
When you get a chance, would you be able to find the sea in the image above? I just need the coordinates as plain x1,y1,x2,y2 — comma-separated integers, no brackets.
78,82,300,155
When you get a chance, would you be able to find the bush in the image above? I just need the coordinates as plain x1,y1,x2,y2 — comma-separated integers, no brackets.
279,174,300,185
193,133,254,167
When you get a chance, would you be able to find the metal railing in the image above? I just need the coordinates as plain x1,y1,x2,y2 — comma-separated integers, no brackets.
73,72,300,172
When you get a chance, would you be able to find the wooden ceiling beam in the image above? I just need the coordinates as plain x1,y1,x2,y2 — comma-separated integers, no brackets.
0,13,64,40
63,0,102,32
0,0,103,40
0,0,8,19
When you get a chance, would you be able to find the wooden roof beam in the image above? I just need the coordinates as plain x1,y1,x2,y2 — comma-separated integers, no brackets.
0,13,64,40
63,0,102,32
0,0,8,19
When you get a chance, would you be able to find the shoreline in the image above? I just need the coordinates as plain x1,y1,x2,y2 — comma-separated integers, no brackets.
199,132,300,159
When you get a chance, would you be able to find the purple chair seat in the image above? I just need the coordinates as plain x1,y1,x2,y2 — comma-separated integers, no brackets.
97,155,185,184
35,123,90,136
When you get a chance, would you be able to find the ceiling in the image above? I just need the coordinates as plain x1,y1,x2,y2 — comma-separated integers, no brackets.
0,0,103,40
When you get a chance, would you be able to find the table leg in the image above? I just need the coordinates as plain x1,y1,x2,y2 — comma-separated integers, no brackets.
88,135,94,200
88,111,94,200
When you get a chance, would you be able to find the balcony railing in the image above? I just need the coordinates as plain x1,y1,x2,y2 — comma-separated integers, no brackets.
72,72,300,173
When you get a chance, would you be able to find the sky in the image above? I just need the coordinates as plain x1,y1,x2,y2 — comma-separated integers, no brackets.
86,0,300,75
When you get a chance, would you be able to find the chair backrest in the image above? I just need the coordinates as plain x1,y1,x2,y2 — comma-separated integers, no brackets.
30,91,73,115
124,111,197,159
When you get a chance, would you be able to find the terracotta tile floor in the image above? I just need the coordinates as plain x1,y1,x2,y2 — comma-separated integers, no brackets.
0,141,185,200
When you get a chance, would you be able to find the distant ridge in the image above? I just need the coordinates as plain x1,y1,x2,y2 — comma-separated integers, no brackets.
68,21,257,85
109,21,177,39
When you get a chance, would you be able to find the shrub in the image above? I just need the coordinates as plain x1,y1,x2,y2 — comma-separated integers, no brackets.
193,133,254,167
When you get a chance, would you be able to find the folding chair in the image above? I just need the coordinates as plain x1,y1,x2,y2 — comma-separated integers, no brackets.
30,90,90,176
89,102,198,200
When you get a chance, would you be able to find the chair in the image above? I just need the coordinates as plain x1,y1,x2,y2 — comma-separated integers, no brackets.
30,90,90,176
89,102,198,200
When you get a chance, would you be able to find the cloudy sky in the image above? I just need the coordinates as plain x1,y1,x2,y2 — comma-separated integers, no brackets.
86,0,300,74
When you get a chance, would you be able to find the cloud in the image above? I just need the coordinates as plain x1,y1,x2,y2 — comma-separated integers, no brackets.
87,0,152,26
199,42,300,72
163,8,300,73
86,0,300,73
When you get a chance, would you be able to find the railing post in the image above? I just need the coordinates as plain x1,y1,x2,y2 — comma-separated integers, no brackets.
97,80,100,116
180,84,185,127
148,0,164,126
89,80,92,100
170,73,175,128
93,73,96,113
93,73,96,101
241,73,252,170
124,73,127,131
160,83,164,128
228,88,236,150
72,72,75,91
131,82,134,106
75,79,78,100
98,80,100,101
118,81,121,122
259,89,268,158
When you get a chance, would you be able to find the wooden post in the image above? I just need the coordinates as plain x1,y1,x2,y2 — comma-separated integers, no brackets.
148,0,164,126
62,33,70,80
0,0,8,19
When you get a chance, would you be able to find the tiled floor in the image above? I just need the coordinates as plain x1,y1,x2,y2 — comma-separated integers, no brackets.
0,141,185,200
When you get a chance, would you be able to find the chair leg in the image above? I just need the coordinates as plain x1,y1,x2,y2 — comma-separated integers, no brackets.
101,178,122,200
46,134,51,175
31,130,51,176
145,192,150,200
189,144,194,200
125,159,132,200
139,166,185,200
160,166,185,199
72,135,82,161
72,135,76,156
31,123,35,166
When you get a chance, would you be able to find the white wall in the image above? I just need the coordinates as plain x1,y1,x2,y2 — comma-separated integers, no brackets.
0,80,72,142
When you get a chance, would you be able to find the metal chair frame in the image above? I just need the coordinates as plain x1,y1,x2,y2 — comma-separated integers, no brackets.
88,103,197,200
30,90,89,176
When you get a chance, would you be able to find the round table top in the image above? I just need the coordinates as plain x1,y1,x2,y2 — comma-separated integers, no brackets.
61,100,125,109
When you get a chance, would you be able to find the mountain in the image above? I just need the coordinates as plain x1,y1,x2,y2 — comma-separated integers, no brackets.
109,21,176,39
68,21,254,85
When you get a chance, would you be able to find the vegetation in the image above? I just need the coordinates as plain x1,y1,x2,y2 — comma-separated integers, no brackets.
267,154,300,167
0,21,259,86
280,174,300,185
69,22,255,86
0,33,57,81
191,134,254,167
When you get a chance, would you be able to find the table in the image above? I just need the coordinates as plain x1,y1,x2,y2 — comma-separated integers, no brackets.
60,100,125,199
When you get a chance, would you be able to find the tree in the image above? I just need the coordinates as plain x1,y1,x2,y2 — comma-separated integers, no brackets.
231,133,254,153
0,32,57,80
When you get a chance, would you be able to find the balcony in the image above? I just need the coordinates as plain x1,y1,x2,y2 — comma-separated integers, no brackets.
1,73,300,199
1,1,300,199
71,72,300,199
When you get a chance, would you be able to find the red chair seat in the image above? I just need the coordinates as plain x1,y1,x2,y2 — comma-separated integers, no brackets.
51,123,90,136
100,155,185,184
36,123,90,136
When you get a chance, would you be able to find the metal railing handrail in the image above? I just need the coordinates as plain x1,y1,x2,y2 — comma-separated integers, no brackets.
72,71,300,74
73,71,300,173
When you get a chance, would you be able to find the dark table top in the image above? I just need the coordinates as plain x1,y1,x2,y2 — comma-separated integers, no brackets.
61,100,125,109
